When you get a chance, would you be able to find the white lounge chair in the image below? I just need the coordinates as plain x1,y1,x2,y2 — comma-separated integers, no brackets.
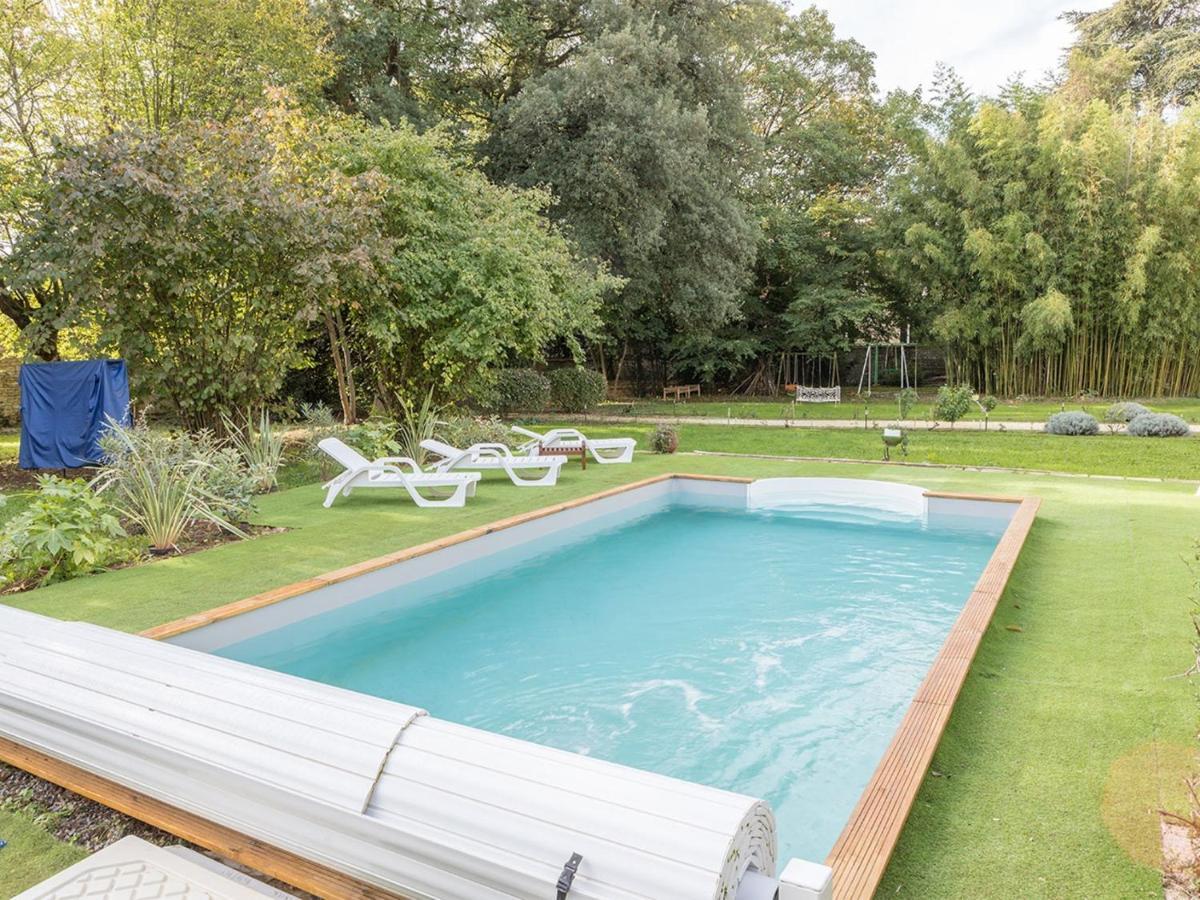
318,437,480,508
511,426,636,465
420,439,566,487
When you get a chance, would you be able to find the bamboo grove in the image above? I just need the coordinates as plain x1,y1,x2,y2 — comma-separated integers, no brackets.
889,91,1200,398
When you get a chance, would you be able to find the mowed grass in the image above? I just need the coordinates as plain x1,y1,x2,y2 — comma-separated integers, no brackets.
0,440,1195,897
611,393,1200,425
0,807,87,896
542,422,1200,480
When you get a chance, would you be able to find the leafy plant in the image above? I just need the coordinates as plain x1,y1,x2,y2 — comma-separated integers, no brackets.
933,384,974,428
223,409,284,493
1105,401,1151,423
438,415,514,449
396,389,443,465
975,394,998,430
1046,411,1100,436
342,418,400,461
548,368,607,413
299,402,337,429
1127,412,1190,437
95,420,249,552
490,368,551,414
0,477,141,588
651,424,679,454
897,388,919,420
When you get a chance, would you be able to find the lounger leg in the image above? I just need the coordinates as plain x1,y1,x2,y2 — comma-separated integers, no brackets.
587,443,634,464
404,480,471,508
323,475,351,508
502,461,559,487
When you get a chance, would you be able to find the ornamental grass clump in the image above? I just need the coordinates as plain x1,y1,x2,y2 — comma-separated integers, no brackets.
1104,401,1151,423
1046,411,1100,435
1127,412,1191,437
95,419,250,552
223,409,284,493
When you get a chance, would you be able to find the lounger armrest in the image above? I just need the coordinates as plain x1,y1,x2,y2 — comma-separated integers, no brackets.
467,443,514,458
510,425,542,440
374,456,422,473
542,428,586,443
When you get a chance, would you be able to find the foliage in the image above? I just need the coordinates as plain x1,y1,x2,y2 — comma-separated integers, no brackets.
1046,411,1101,436
1063,0,1200,108
485,17,755,375
223,410,285,493
933,385,975,427
342,419,400,461
885,81,1200,398
300,402,337,429
325,121,613,409
0,476,138,588
1127,411,1191,437
438,415,514,450
897,388,920,420
490,368,551,414
651,424,679,454
548,368,608,413
1105,401,1152,423
396,390,442,466
95,420,251,550
12,116,380,429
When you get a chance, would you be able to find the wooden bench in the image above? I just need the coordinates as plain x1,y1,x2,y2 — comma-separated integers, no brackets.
662,383,701,401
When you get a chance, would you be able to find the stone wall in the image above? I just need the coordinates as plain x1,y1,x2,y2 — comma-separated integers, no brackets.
0,357,20,423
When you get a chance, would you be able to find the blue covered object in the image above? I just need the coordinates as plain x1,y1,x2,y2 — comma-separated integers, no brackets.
19,360,131,469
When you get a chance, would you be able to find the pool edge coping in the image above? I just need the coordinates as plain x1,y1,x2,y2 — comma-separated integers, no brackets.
134,472,1039,900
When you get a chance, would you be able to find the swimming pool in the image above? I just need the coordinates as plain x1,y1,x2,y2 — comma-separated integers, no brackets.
179,477,1018,865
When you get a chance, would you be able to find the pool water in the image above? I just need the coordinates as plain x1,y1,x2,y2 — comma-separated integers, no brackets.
217,503,1004,861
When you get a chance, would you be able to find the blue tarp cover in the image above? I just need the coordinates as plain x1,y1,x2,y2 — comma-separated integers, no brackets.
19,360,131,469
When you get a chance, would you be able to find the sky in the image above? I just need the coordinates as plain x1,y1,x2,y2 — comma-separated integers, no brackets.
813,0,1112,97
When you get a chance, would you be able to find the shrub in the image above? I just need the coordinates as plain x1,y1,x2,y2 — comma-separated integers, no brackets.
342,418,400,461
439,415,514,449
897,388,919,420
491,368,551,414
933,384,974,427
1104,401,1151,423
548,368,607,413
0,476,141,588
651,423,679,454
1046,411,1099,435
96,420,250,551
1127,412,1191,437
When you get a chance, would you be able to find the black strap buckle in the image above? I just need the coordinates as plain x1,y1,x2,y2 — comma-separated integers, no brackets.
556,852,583,899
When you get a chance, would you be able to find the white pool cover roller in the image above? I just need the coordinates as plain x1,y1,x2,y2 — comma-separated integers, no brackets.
0,605,777,899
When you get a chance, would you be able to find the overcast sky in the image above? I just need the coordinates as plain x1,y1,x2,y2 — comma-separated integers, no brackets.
813,1,1112,97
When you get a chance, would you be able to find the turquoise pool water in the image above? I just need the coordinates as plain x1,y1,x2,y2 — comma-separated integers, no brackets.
217,502,1004,861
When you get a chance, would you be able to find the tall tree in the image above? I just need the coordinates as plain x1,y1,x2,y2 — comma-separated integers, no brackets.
1065,0,1200,108
485,17,755,387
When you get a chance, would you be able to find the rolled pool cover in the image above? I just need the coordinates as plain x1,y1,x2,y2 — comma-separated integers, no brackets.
0,605,778,899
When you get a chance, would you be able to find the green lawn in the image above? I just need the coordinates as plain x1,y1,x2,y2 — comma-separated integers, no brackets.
0,438,1194,898
605,392,1200,425
0,807,88,896
543,422,1200,481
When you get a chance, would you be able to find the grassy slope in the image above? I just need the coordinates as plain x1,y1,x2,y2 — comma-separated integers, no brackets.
0,444,1194,897
610,394,1200,425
